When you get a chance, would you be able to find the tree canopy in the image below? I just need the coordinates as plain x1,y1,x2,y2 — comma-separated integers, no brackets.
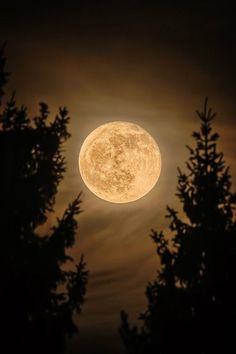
0,46,88,354
120,99,236,354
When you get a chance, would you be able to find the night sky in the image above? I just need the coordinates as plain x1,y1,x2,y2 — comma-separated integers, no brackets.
1,1,235,353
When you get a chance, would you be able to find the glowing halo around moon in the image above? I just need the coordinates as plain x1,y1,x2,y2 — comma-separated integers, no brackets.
78,121,161,203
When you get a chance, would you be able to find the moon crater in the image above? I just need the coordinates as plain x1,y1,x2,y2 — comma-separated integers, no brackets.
79,122,161,203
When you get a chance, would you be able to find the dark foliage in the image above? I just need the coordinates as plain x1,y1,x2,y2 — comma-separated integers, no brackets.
120,99,236,354
0,48,88,354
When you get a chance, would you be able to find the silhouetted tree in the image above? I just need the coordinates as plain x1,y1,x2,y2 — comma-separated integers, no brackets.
120,99,236,354
0,47,88,354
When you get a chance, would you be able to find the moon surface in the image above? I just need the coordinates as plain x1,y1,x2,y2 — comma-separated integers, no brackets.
79,121,161,203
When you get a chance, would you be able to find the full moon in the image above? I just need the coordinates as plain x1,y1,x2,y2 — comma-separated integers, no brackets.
79,122,161,203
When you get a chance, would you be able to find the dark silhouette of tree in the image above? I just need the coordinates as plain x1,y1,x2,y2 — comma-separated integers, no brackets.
120,99,236,354
0,47,88,354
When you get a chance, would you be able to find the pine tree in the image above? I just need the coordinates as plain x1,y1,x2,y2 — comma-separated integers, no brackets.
0,47,88,354
120,99,236,354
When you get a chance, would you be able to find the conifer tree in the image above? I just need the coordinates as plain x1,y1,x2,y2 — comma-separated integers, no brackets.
0,46,88,354
120,99,236,354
